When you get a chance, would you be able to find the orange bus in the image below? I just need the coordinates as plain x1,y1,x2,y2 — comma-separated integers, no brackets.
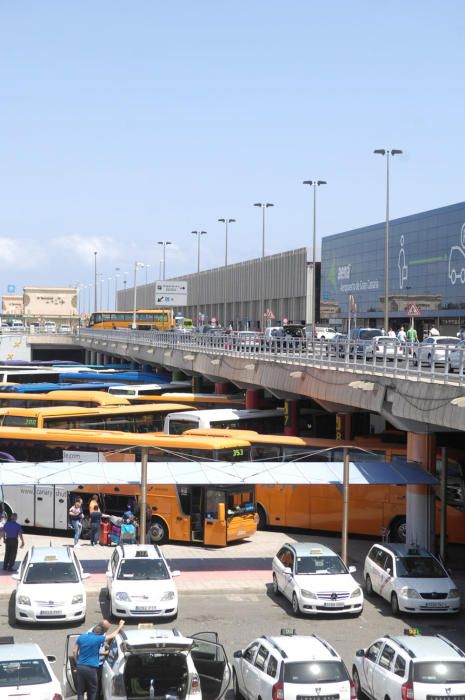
184,428,465,545
0,390,131,409
87,309,174,331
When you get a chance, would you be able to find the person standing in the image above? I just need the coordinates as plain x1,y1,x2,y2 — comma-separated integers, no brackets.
406,325,418,344
69,498,84,548
3,513,24,571
388,328,396,337
90,506,102,547
429,324,439,336
397,325,407,344
73,620,124,700
88,494,100,515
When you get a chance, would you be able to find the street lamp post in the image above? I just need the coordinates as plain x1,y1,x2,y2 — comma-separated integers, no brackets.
132,262,145,330
93,251,98,313
191,231,207,325
114,268,120,311
253,203,274,329
144,264,150,287
303,180,326,334
374,148,403,333
218,218,236,326
157,241,172,281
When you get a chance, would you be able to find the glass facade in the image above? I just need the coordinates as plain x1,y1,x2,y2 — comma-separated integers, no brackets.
321,201,465,332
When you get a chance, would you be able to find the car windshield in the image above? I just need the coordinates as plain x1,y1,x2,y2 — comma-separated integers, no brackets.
296,555,347,575
0,659,51,687
284,661,349,683
395,556,447,578
413,661,465,683
359,330,381,339
117,559,170,580
24,562,79,583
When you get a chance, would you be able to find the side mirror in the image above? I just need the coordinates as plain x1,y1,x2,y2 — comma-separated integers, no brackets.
349,566,357,574
11,573,20,581
47,655,57,663
171,570,181,577
356,649,365,658
82,572,91,580
233,650,243,659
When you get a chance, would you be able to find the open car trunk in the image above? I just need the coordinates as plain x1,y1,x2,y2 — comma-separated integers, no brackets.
124,652,189,700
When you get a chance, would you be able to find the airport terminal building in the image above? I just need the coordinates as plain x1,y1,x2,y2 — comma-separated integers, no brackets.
320,200,465,337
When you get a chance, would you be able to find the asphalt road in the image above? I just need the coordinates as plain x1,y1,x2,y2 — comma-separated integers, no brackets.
2,587,464,687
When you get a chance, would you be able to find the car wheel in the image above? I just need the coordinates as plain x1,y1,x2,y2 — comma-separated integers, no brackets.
353,668,363,699
391,593,400,616
272,573,281,596
292,593,300,616
390,517,407,543
365,575,373,597
233,671,243,700
148,517,168,544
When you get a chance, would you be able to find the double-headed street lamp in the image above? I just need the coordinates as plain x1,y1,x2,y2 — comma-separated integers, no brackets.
218,218,236,327
157,241,172,281
253,203,274,258
254,203,274,329
192,231,207,325
303,180,326,333
374,148,403,333
93,251,98,313
114,267,120,311
131,261,145,330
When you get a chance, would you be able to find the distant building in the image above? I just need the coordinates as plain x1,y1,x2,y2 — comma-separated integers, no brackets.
2,294,23,318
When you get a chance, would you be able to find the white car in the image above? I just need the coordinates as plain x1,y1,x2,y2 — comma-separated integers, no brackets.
58,324,71,333
364,542,460,614
14,545,89,624
106,544,180,619
366,336,406,362
271,542,363,616
447,339,465,373
0,640,61,700
353,632,465,700
64,627,230,700
413,336,458,366
233,630,355,700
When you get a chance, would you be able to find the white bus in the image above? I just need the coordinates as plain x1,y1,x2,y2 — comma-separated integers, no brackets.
164,407,285,435
108,381,192,397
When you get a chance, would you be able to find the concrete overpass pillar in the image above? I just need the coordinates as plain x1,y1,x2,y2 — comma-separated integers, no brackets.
172,370,185,381
406,432,436,550
284,400,299,436
192,376,201,393
245,389,261,409
336,414,351,440
215,382,230,394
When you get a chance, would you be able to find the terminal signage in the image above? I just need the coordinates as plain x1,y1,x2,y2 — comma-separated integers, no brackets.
155,281,188,306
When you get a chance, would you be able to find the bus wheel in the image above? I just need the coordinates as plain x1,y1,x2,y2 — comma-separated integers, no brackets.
257,504,267,530
148,518,168,544
390,517,406,543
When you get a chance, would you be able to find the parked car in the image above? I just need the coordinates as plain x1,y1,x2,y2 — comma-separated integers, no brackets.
349,328,383,357
106,544,180,619
364,542,460,615
328,332,348,357
58,324,71,333
227,331,262,351
353,632,465,700
272,542,363,616
305,325,337,340
0,640,61,700
413,336,458,366
447,339,465,373
64,627,230,700
14,545,89,624
10,320,25,332
43,322,57,333
233,629,354,700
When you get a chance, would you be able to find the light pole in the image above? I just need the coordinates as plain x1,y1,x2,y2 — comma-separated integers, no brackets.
144,264,151,287
114,268,120,311
106,277,111,310
93,251,98,313
303,180,326,333
253,202,274,258
253,203,274,329
374,148,403,333
192,231,207,325
132,261,145,329
218,219,235,327
157,241,172,280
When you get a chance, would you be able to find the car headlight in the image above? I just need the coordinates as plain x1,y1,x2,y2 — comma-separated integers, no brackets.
350,587,362,599
115,592,130,601
300,589,317,599
72,594,83,605
160,591,175,601
448,588,460,599
17,595,31,606
399,587,421,598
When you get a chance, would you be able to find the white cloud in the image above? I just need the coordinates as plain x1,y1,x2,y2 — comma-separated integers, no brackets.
54,235,126,263
0,238,46,270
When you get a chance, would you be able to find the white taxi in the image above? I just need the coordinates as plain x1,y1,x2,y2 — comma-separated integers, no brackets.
14,546,89,624
272,542,363,616
106,544,180,619
0,639,61,700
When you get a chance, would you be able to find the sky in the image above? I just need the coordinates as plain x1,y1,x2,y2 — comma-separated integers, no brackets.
1,1,465,302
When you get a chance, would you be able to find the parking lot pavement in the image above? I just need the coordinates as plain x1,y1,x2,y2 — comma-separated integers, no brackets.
2,529,465,597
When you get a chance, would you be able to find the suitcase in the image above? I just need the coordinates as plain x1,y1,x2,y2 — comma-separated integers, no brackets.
99,520,111,546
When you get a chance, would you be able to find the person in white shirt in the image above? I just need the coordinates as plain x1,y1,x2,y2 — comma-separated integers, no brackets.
429,325,439,336
388,328,396,337
397,326,407,343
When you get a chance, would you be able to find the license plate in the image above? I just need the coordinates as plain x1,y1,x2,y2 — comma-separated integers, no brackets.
237,530,246,535
424,601,447,608
135,606,157,611
323,601,344,608
39,609,62,616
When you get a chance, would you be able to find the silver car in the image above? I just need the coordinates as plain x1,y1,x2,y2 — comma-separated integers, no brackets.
413,336,458,366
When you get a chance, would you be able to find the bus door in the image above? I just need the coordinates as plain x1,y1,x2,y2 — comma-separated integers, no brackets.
203,489,227,547
35,486,55,528
170,486,191,542
54,487,69,529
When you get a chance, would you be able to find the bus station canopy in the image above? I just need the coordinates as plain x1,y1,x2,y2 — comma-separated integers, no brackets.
0,460,438,487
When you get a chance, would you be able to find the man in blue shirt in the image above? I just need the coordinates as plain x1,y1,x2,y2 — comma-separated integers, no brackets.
3,513,24,572
73,619,124,700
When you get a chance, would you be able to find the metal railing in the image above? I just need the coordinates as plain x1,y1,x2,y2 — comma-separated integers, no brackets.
76,329,465,386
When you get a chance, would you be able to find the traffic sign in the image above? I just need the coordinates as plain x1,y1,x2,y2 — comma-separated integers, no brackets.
407,303,420,317
264,309,275,320
155,280,188,306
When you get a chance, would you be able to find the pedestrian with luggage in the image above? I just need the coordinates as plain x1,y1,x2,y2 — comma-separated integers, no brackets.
3,513,24,572
90,506,102,546
69,498,84,548
73,619,125,700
